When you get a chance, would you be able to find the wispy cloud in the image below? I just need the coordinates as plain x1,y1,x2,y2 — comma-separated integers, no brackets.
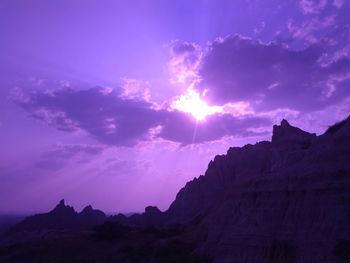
299,0,328,14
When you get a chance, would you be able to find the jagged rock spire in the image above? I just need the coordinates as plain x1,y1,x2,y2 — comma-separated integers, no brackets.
51,198,76,215
280,119,290,127
80,205,93,214
272,119,316,144
58,199,65,207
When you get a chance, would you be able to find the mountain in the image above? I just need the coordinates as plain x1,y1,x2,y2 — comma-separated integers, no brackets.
0,215,26,235
97,116,350,262
8,199,106,234
1,116,350,262
164,116,350,262
110,206,166,227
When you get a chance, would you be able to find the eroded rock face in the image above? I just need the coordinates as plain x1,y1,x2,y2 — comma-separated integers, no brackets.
166,117,350,262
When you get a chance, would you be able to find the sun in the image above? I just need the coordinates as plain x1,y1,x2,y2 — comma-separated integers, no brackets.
171,87,222,121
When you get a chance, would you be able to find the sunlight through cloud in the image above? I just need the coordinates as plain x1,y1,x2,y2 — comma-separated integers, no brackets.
171,85,222,121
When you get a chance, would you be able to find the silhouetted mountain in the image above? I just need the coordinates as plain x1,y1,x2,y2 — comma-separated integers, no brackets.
1,116,350,262
94,116,350,262
164,116,350,262
9,199,106,234
116,205,165,227
79,204,106,223
0,215,26,235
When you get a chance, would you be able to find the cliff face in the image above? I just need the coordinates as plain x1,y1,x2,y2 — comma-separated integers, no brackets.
167,117,350,262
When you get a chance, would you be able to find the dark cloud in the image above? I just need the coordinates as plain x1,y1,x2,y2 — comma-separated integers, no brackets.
199,35,350,111
15,87,270,146
17,87,160,146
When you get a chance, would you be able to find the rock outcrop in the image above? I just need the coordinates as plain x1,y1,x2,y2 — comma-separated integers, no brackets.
9,199,106,233
2,116,350,262
111,205,166,227
99,116,350,262
165,116,350,262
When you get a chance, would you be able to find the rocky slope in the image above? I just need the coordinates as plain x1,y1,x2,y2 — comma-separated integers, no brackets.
165,117,350,262
1,117,350,262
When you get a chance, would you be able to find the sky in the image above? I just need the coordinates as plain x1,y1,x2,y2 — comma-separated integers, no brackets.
0,0,349,214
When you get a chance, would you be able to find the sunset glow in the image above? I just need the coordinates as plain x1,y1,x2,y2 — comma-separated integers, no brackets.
171,87,222,121
1,0,349,217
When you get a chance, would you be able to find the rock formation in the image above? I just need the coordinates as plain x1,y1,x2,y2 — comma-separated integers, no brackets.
104,116,350,262
110,205,165,227
2,116,350,262
9,199,106,233
165,116,350,262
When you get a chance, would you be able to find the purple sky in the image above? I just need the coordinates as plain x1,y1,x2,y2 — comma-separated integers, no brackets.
1,0,349,214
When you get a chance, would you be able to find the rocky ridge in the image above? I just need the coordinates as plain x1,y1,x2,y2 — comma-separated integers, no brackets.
2,116,350,262
9,199,106,234
165,116,350,262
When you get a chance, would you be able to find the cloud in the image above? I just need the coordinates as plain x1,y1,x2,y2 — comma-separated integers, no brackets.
333,0,345,8
15,87,161,146
120,78,151,101
299,0,327,14
287,15,336,43
291,0,349,45
14,86,271,146
198,35,350,112
167,40,202,85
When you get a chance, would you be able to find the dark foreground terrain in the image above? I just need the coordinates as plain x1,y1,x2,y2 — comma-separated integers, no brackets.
0,224,211,262
0,216,25,236
1,117,350,263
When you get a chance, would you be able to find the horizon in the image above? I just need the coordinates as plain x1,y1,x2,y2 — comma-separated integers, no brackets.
1,0,350,214
0,116,345,216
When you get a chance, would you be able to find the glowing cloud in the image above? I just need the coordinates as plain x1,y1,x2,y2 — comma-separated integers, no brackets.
171,86,222,121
